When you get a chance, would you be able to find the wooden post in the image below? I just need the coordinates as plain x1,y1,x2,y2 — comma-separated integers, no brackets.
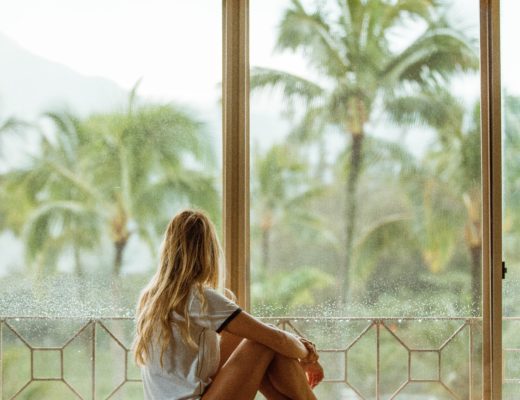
480,0,502,398
222,0,250,309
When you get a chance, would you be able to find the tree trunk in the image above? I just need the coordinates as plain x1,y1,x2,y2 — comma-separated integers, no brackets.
262,227,270,270
469,244,481,316
73,245,83,277
343,133,365,300
315,138,327,181
113,239,128,276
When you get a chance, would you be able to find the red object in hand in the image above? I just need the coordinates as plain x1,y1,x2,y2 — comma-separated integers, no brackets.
301,361,324,388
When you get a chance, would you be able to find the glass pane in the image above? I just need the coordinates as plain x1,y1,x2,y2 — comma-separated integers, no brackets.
502,1,520,398
250,0,482,397
0,1,221,398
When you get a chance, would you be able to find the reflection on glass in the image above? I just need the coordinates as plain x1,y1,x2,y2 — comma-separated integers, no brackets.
0,2,221,398
250,0,482,397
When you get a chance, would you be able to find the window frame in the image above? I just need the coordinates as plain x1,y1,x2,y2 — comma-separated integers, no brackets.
222,0,503,397
480,0,502,398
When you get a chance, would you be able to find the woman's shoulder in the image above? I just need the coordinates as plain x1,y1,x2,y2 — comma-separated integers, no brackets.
190,285,240,314
188,286,241,332
191,285,236,302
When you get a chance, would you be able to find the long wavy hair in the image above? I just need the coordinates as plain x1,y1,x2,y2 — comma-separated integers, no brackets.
133,209,223,367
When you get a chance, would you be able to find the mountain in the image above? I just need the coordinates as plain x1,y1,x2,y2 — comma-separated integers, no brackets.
0,32,128,119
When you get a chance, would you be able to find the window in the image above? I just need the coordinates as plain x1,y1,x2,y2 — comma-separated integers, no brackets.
249,0,484,397
0,0,510,398
0,1,221,398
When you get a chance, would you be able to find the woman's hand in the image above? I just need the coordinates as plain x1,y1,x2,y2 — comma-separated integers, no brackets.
299,337,319,363
300,360,324,388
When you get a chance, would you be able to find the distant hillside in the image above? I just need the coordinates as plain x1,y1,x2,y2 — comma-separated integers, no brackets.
0,32,128,119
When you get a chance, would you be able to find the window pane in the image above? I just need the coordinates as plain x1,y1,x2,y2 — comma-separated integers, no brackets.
250,0,482,397
0,1,221,398
502,1,520,397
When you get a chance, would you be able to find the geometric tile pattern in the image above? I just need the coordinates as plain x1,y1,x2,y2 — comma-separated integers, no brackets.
265,317,488,400
0,318,140,399
0,316,518,399
503,317,520,386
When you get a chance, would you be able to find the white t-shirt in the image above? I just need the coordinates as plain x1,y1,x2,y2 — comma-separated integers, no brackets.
141,287,242,400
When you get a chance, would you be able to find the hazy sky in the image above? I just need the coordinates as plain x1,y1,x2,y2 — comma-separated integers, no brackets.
0,0,516,166
0,0,518,157
2,0,516,106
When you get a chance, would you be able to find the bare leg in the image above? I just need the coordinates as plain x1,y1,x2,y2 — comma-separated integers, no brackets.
208,332,315,400
203,339,274,400
218,331,243,370
260,376,291,400
267,354,317,400
218,332,289,400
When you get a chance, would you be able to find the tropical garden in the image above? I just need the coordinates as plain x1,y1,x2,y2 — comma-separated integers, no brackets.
1,0,520,399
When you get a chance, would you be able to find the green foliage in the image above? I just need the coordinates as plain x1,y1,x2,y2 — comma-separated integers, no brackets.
251,0,479,299
0,91,219,276
252,267,335,312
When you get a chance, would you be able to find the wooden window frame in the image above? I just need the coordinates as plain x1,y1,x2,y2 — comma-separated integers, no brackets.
481,0,502,398
222,0,250,309
222,0,503,397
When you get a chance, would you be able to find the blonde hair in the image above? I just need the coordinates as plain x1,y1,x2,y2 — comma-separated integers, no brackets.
133,209,223,367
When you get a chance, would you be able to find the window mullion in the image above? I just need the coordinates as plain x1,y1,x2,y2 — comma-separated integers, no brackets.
480,0,502,398
222,0,250,309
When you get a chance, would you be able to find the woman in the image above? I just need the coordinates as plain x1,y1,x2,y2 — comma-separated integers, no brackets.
133,209,324,400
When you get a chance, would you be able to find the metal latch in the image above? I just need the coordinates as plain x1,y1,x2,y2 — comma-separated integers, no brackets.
502,261,507,280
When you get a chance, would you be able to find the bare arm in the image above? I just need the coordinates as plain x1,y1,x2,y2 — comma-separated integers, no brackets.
224,311,309,360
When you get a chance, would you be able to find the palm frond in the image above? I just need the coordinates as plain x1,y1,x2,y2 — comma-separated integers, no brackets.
128,77,143,114
362,135,419,175
251,67,325,107
381,20,478,86
385,85,465,135
0,117,28,133
287,104,329,143
278,0,349,74
44,159,103,204
376,0,438,34
351,213,413,288
22,201,97,262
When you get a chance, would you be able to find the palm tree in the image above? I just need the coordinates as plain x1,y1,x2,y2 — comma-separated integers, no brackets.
250,143,338,311
341,136,417,298
251,143,325,270
387,86,481,312
0,93,218,276
251,0,478,298
80,98,219,275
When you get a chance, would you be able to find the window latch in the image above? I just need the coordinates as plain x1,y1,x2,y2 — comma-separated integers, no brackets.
502,261,507,280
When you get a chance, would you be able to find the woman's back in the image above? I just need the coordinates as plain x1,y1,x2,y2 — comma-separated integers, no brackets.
141,287,241,400
133,210,321,400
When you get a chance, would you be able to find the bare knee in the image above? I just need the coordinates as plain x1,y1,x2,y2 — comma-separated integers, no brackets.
269,353,301,373
267,354,317,400
234,339,274,363
203,340,275,400
242,339,274,355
